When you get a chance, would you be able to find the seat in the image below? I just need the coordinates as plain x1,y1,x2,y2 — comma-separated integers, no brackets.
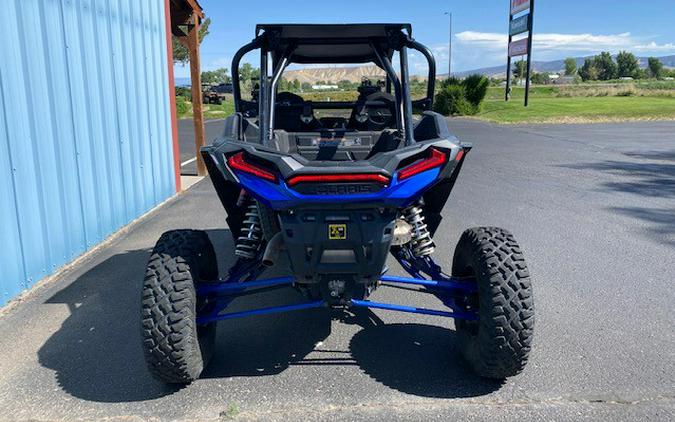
274,92,321,132
348,91,396,131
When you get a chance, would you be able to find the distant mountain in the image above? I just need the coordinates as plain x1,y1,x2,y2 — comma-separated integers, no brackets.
283,65,385,84
451,55,675,78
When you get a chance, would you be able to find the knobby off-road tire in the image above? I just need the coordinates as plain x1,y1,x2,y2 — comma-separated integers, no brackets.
141,229,219,383
452,227,534,379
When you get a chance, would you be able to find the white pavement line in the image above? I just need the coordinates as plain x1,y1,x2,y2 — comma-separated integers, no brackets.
181,157,197,167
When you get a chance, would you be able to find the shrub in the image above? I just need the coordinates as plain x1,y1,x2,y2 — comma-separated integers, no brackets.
439,76,462,89
433,75,488,116
175,86,192,100
462,74,489,108
175,97,191,116
433,84,474,116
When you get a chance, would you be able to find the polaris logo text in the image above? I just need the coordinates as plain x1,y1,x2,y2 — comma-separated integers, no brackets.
309,184,378,195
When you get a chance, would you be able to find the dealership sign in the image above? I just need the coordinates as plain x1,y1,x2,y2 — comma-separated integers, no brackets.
505,0,535,106
509,14,529,36
511,0,530,14
508,38,529,57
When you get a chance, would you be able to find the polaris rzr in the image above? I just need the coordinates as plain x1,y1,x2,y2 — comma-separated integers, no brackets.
141,24,534,384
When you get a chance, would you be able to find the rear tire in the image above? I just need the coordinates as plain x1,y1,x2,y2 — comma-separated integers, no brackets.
452,227,534,379
141,229,218,383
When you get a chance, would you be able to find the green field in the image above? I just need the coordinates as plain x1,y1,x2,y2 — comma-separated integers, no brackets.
176,97,235,120
477,83,675,123
477,96,675,124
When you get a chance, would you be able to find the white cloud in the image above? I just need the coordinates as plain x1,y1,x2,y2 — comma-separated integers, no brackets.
454,30,675,54
633,41,675,51
425,30,675,72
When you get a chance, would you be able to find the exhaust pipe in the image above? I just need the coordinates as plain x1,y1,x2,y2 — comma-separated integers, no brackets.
262,232,284,267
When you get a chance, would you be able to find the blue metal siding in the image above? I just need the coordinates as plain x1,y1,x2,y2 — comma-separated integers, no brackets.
0,0,175,305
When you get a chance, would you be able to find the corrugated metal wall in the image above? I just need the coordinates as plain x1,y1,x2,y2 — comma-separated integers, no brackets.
0,0,176,305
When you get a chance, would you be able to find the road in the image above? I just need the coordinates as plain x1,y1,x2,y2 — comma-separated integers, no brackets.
0,119,673,421
178,118,224,175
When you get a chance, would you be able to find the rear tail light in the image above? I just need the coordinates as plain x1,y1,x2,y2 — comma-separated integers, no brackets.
397,148,448,181
287,173,389,186
227,152,277,182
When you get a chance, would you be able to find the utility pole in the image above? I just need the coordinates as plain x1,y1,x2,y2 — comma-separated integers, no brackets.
445,12,452,77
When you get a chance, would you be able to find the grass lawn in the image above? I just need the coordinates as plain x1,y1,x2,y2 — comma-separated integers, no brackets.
176,99,235,120
476,96,675,124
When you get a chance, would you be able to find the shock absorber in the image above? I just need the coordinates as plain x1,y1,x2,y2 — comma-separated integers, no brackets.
235,199,263,259
403,202,436,257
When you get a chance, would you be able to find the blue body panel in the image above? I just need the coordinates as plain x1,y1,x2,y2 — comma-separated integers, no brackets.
236,168,441,210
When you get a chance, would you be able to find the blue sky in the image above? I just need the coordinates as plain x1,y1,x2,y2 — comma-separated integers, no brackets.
175,0,675,77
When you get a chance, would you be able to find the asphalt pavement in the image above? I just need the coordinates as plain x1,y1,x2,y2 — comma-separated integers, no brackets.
0,118,673,421
178,118,224,175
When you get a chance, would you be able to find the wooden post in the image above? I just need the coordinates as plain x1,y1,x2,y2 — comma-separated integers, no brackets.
187,15,206,176
164,0,181,191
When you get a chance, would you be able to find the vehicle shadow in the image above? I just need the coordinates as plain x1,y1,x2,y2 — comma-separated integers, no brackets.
37,247,177,402
560,152,675,246
347,312,503,398
201,303,332,379
36,229,242,402
37,228,499,402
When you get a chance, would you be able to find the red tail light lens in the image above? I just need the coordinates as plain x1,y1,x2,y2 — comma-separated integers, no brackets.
227,152,277,182
397,148,448,181
287,173,389,186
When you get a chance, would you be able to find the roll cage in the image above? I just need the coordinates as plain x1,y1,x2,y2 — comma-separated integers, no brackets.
231,24,437,147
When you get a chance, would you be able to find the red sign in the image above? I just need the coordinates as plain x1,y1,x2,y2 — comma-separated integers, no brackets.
508,38,529,57
510,0,530,15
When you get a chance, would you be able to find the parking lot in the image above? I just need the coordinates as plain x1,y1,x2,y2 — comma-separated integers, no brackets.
0,118,673,421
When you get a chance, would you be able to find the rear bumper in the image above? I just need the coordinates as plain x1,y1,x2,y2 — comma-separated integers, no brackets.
279,208,396,284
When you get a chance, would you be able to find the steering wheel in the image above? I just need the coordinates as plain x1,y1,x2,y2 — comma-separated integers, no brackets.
369,108,393,126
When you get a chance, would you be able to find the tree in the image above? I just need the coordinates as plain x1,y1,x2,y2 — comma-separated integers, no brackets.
578,58,599,81
648,57,664,78
564,58,577,76
616,51,640,78
238,63,254,83
530,72,550,84
635,68,648,80
337,79,353,90
172,18,211,64
301,82,311,91
201,68,229,85
292,79,301,92
462,74,489,107
512,59,527,79
593,52,618,80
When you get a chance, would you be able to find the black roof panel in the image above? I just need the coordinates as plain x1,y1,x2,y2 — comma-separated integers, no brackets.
256,23,412,39
255,24,412,64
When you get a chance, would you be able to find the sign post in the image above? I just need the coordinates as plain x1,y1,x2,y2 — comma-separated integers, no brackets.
505,0,534,106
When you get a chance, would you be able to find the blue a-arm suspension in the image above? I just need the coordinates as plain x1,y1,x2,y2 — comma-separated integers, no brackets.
195,269,478,325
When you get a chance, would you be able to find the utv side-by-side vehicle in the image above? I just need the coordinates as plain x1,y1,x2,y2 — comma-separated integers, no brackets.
141,24,534,384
